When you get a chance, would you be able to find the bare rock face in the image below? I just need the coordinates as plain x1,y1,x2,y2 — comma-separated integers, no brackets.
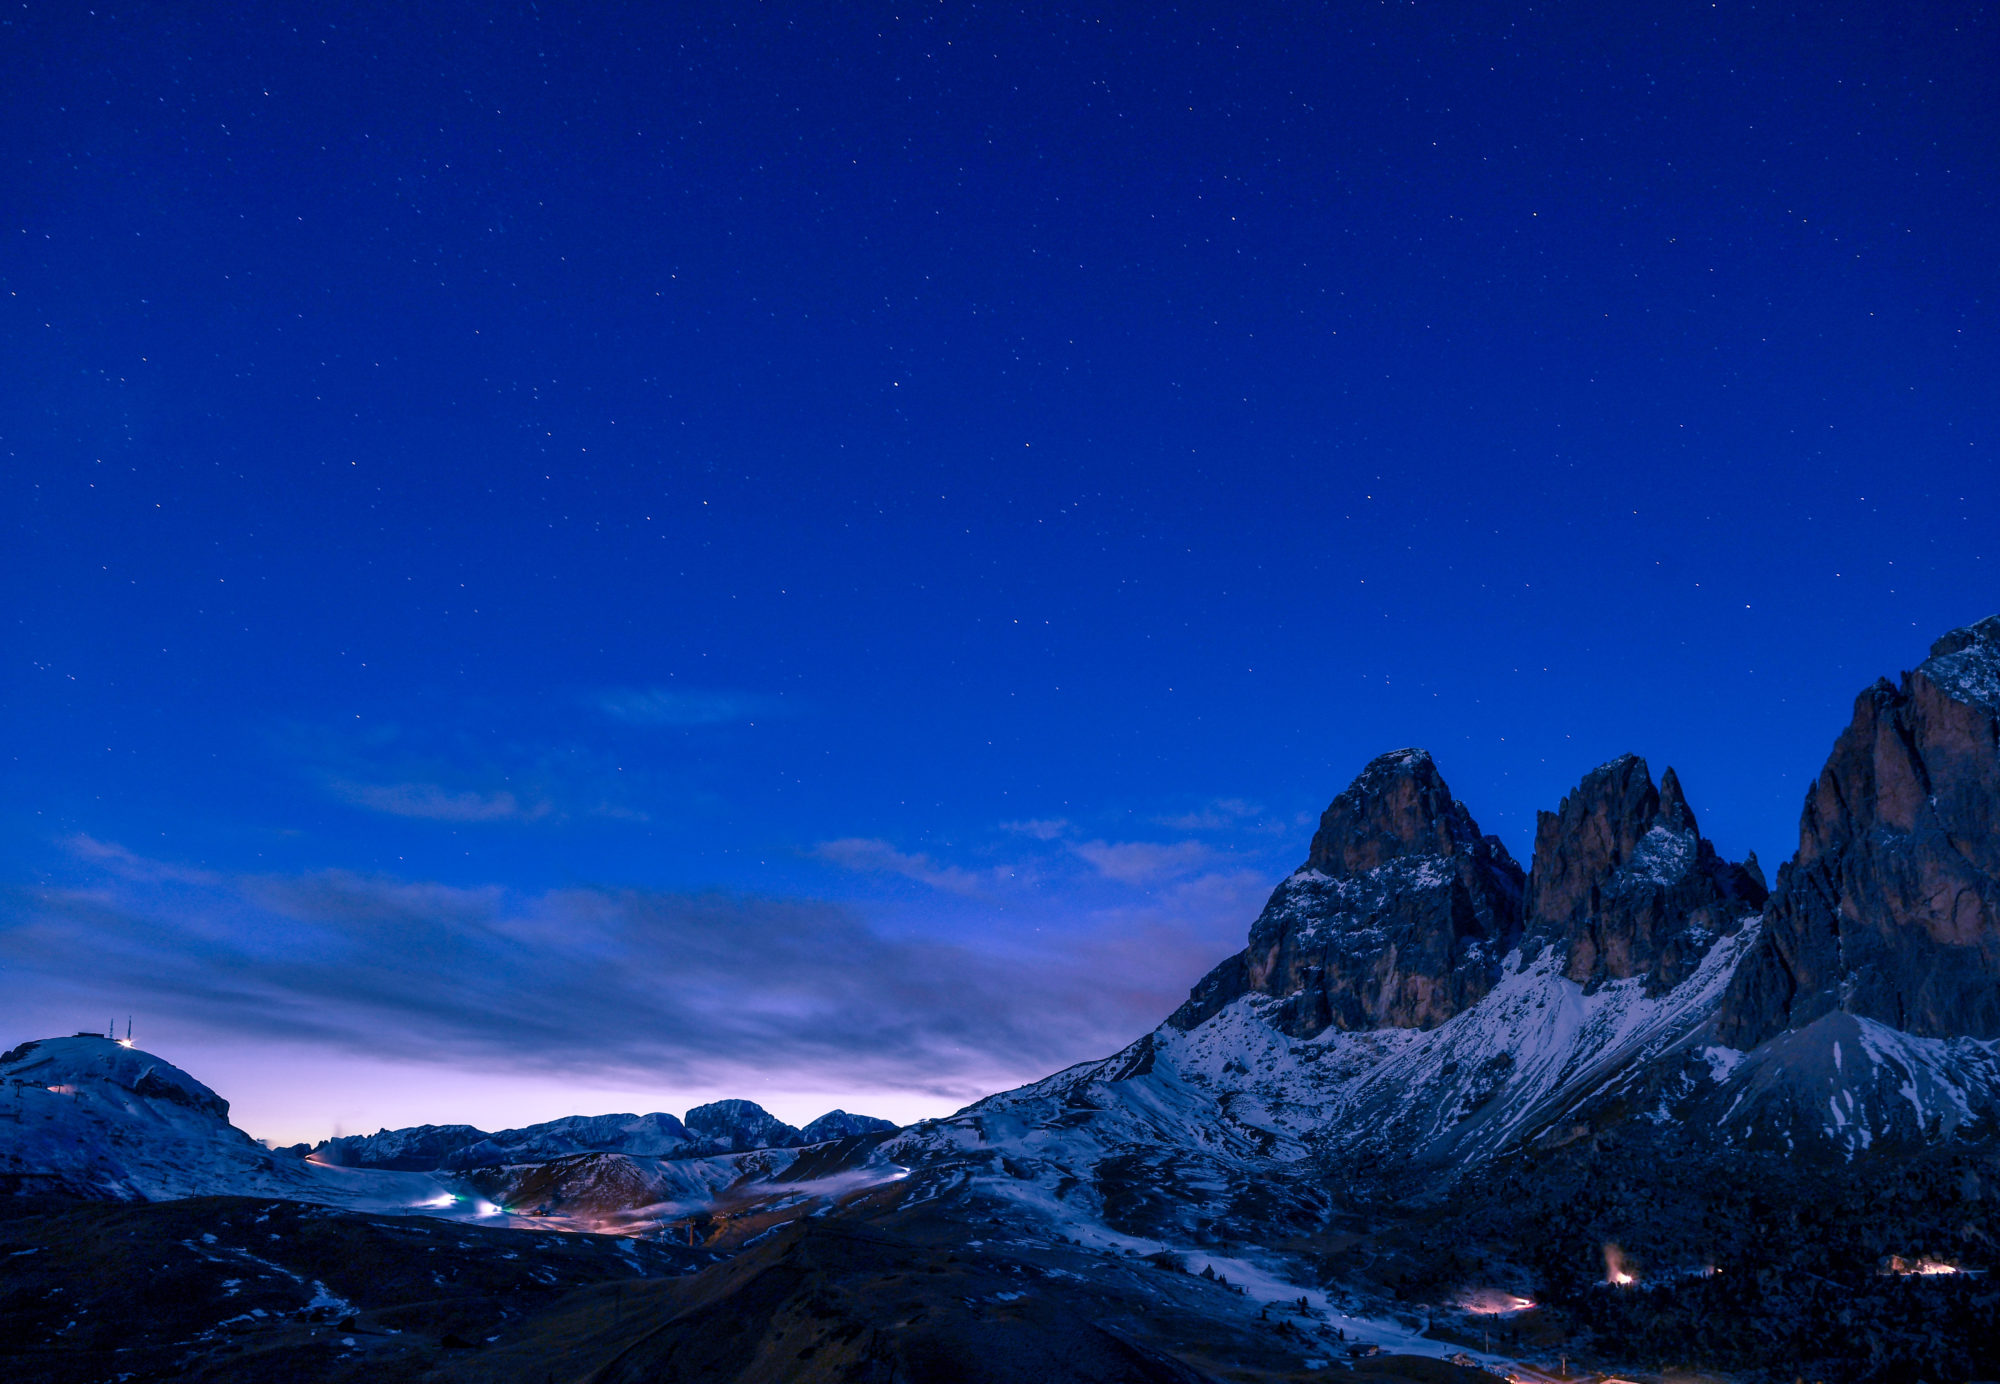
1169,748,1524,1036
1719,615,2000,1045
1523,755,1767,993
684,1099,802,1154
798,1110,898,1145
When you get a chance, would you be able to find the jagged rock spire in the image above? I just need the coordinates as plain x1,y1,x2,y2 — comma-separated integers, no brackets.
1523,755,1764,993
1305,748,1487,874
1170,749,1523,1036
1656,764,1695,834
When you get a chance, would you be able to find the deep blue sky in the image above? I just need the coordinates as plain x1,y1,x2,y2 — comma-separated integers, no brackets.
5,2,1996,1141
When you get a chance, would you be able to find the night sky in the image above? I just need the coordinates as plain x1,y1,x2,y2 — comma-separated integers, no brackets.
5,2,1996,1144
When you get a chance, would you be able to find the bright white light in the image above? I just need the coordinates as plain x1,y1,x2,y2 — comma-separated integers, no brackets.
418,1193,459,1209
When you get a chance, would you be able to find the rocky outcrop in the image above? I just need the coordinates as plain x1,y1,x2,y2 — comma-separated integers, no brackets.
317,1123,489,1171
683,1100,802,1154
798,1110,898,1144
1719,615,2000,1045
1523,755,1767,993
1169,749,1524,1037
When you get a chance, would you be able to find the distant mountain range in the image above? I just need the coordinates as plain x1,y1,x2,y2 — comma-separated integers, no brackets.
308,1101,896,1172
0,1034,893,1220
8,615,2000,1382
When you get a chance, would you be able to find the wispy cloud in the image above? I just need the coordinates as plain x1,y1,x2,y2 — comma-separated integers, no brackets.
593,687,784,727
328,780,554,822
65,835,221,887
1154,798,1269,832
1070,838,1217,886
1000,818,1070,841
279,711,674,827
3,842,1247,1106
810,838,988,896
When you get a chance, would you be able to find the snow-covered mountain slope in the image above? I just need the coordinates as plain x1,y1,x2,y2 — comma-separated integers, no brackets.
0,1036,456,1214
879,928,1746,1239
882,918,2000,1255
1661,1010,2000,1158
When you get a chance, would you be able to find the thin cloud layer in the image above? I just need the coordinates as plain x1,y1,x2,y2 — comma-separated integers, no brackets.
594,687,784,727
281,711,692,828
1070,838,1217,886
810,838,991,896
328,779,553,822
3,841,1246,1107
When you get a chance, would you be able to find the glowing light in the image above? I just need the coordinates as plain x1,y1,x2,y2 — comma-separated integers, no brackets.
1603,1243,1636,1286
417,1193,460,1209
1458,1289,1535,1315
115,1039,135,1049
1886,1255,1960,1277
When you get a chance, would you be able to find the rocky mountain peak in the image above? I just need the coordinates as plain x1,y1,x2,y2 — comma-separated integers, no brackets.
1720,614,2000,1045
1525,754,1667,920
1523,756,1764,992
684,1099,801,1153
1920,612,2000,714
1303,747,1481,874
798,1110,899,1145
1656,764,1696,834
1170,750,1524,1036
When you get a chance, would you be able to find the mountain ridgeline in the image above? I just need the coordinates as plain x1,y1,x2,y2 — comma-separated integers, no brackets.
313,1102,897,1173
1167,745,1765,1038
911,614,2000,1245
7,619,2000,1383
1172,618,2000,1071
